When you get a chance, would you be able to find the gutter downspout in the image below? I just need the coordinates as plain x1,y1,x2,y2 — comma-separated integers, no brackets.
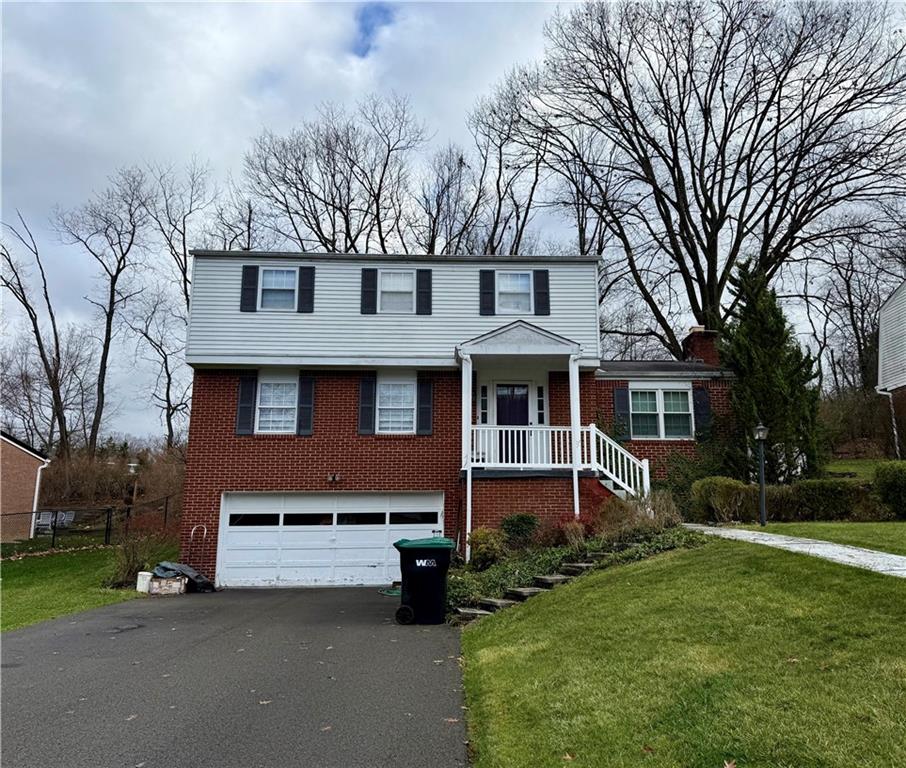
877,387,902,460
458,351,473,562
30,458,50,539
568,352,582,520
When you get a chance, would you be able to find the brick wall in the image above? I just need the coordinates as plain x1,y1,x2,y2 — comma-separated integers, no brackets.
548,370,597,426
1,442,43,542
182,369,464,577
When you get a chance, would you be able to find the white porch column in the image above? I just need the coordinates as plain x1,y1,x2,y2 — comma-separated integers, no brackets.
460,352,473,560
568,353,581,519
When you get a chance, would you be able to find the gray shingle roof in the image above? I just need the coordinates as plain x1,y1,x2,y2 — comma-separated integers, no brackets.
596,360,733,379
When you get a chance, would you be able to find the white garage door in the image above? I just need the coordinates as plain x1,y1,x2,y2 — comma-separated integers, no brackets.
216,492,444,587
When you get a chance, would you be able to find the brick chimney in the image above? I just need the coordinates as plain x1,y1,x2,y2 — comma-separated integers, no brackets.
681,326,720,366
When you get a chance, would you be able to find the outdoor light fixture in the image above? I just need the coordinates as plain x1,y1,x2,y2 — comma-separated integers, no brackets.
754,423,768,526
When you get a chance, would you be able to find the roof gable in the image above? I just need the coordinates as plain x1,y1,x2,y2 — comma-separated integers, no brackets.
458,320,581,356
1,431,48,461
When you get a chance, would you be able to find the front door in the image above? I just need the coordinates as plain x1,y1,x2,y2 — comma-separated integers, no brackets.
496,384,529,463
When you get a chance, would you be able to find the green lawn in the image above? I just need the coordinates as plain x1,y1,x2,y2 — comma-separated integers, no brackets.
463,539,906,768
739,521,906,557
1,544,175,632
825,458,883,481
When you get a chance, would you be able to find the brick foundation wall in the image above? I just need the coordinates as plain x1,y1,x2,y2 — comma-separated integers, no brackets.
1,443,42,542
471,476,574,528
181,369,464,577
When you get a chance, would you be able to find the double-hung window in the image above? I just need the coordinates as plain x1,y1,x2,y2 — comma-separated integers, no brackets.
259,268,297,310
630,388,693,439
378,270,415,313
256,379,297,433
496,272,532,314
376,376,416,433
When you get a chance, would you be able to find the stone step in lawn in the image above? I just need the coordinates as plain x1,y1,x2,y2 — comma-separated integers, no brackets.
560,562,595,576
505,586,546,601
455,607,492,621
585,551,609,561
534,574,572,589
479,597,518,612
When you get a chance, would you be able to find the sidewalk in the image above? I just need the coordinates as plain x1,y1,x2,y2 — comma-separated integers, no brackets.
685,524,906,578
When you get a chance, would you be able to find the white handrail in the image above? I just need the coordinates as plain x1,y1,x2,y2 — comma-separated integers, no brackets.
468,424,649,497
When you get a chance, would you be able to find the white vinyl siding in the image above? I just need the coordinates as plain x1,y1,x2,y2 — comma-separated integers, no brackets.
878,281,906,391
376,375,416,433
186,258,601,366
259,268,297,310
630,385,693,440
378,270,415,314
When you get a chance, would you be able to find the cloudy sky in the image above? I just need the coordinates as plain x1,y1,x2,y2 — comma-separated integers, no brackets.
2,1,559,439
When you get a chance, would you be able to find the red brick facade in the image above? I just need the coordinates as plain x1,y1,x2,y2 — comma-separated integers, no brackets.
1,437,45,543
182,367,733,575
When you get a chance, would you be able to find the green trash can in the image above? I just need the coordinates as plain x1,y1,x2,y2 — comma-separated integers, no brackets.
393,536,456,625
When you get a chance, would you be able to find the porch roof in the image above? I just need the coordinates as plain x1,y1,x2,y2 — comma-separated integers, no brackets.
456,320,581,358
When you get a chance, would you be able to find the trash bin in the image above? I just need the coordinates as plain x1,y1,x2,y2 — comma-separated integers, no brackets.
393,536,455,625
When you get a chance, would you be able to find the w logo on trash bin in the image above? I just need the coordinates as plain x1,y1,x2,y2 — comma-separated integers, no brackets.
415,558,437,567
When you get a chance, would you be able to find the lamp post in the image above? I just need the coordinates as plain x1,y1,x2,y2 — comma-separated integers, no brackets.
754,423,768,527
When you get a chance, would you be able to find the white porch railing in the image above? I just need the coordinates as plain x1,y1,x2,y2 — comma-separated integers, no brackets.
469,423,650,497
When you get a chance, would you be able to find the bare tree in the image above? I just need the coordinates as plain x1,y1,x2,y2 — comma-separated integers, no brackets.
207,177,278,251
55,167,149,457
511,0,906,356
2,214,75,472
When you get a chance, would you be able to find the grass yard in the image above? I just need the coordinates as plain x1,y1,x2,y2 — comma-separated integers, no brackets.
824,458,883,481
739,521,906,557
1,543,177,632
463,539,906,768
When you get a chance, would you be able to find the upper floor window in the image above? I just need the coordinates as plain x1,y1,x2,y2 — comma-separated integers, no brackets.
496,272,533,314
377,375,416,433
256,379,297,433
379,270,415,313
259,268,297,310
630,388,692,439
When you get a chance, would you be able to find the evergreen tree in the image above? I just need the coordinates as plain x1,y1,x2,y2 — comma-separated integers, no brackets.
720,262,822,483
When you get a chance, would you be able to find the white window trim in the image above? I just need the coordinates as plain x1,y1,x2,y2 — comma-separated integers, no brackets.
376,373,417,434
255,375,298,434
495,270,533,315
257,266,298,312
628,383,695,440
378,268,416,315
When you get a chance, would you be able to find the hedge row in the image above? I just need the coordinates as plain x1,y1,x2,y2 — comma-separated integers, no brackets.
688,461,906,523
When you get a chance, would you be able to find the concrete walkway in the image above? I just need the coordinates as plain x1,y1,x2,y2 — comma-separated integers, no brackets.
685,524,906,578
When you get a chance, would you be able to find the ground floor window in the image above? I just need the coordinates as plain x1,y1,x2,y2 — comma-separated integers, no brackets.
377,375,416,433
256,379,297,433
630,387,693,439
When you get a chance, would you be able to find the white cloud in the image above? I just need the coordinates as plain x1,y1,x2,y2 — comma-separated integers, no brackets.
1,1,556,438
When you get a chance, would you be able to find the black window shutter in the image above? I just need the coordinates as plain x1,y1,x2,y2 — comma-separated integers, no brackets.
240,266,259,312
613,387,630,441
358,372,377,434
533,270,550,316
693,387,712,440
297,374,315,435
479,270,495,316
416,269,432,315
416,374,433,435
361,268,378,314
236,374,258,435
297,267,315,313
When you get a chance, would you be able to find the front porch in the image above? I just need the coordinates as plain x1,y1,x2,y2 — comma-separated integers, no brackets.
455,322,649,557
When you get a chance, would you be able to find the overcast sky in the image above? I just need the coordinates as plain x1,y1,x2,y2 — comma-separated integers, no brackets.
2,1,558,440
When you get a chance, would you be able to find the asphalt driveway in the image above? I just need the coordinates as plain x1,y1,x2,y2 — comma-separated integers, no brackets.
1,588,467,768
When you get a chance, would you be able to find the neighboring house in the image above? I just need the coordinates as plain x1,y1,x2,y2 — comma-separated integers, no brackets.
878,279,906,456
1,431,50,543
182,251,732,587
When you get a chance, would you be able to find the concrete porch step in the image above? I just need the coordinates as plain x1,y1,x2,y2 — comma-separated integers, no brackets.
534,574,572,589
455,607,492,621
598,478,629,500
505,586,546,601
560,562,595,576
479,597,518,612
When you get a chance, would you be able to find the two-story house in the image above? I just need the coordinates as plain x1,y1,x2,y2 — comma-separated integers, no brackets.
182,251,731,587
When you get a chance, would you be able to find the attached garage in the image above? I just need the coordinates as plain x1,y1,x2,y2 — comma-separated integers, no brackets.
216,492,444,587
